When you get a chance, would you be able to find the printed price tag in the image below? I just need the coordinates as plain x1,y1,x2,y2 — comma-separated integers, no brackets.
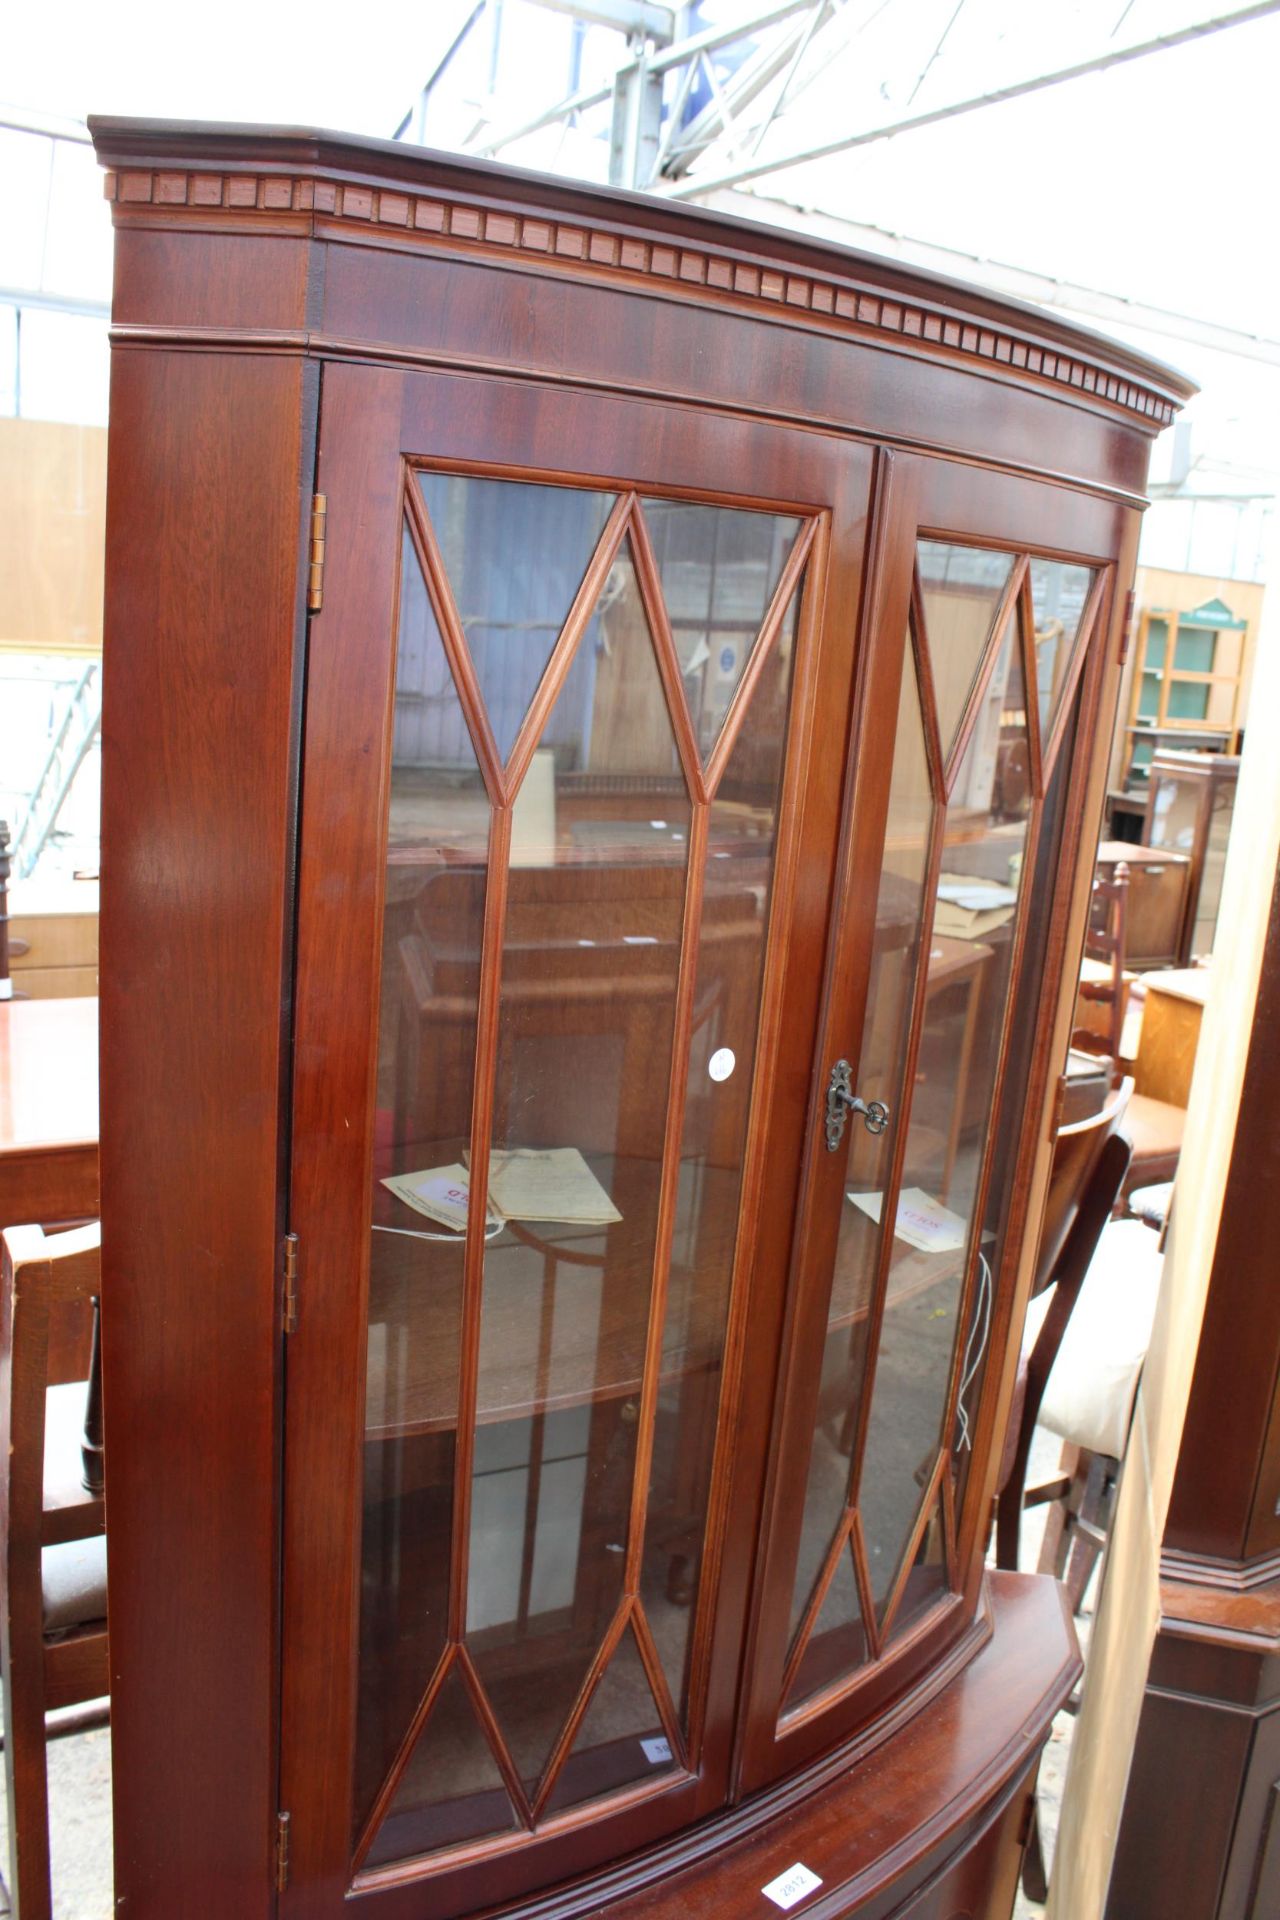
762,1863,822,1911
640,1736,672,1764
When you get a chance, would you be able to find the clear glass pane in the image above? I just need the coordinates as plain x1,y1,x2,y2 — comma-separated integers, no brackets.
917,540,1016,761
1145,619,1169,670
1028,557,1094,744
953,686,1083,1512
1149,776,1198,853
0,304,16,417
364,1664,517,1868
857,626,1033,1621
639,498,801,763
1137,672,1161,721
363,493,809,1852
416,473,615,765
1195,773,1237,956
12,306,109,427
543,1624,676,1815
783,1534,867,1713
1173,626,1217,673
357,526,490,1829
886,1498,948,1645
466,535,690,1801
642,585,803,1728
786,640,934,1660
1167,680,1210,722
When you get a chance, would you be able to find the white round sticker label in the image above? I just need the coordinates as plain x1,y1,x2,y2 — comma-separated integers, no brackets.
708,1047,736,1083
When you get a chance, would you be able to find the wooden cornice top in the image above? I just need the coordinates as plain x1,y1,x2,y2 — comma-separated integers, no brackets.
89,117,1194,434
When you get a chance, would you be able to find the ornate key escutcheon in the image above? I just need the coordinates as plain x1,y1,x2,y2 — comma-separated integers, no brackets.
824,1058,891,1152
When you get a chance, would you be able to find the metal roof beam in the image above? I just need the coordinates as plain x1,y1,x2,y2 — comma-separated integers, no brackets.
473,0,820,162
531,0,675,40
0,286,109,320
647,0,820,72
695,187,1280,369
661,0,1280,198
661,2,834,176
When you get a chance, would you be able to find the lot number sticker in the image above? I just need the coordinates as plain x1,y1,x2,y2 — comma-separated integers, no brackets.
762,1863,822,1910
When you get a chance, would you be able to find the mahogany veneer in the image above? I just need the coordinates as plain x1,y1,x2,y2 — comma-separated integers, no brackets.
90,118,1188,1920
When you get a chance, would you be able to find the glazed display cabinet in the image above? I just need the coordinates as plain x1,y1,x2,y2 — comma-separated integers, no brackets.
1144,748,1240,962
91,121,1190,1920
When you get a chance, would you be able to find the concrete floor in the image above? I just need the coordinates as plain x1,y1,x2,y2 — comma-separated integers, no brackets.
1010,1430,1096,1920
0,1708,112,1919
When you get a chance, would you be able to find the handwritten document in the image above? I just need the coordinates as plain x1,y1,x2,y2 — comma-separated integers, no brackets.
487,1147,622,1225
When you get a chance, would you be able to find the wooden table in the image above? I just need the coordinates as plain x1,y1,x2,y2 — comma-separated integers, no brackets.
1134,966,1210,1109
0,996,99,1232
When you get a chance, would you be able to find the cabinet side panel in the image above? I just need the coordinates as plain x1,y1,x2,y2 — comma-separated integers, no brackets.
98,348,310,1919
1105,1688,1252,1920
1166,862,1280,1561
109,228,314,333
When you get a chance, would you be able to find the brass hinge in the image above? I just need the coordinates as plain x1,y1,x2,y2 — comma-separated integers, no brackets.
307,493,327,613
1049,1073,1068,1139
1118,586,1136,666
282,1233,299,1336
275,1809,291,1894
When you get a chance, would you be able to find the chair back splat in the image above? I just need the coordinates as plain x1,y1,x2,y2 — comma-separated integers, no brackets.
995,1077,1134,1572
0,1222,108,1920
1073,862,1130,1065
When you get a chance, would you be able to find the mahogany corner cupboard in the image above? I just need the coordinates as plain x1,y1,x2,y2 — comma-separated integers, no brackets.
90,120,1191,1920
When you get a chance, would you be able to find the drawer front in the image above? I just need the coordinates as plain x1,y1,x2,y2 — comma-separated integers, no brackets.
10,911,99,973
1123,865,1185,966
7,964,100,1000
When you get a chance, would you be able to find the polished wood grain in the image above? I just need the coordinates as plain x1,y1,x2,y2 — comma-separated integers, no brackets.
98,344,314,1920
90,119,1179,1920
1164,859,1280,1567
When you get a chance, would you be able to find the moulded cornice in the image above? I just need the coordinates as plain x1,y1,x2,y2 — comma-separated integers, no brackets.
90,117,1194,435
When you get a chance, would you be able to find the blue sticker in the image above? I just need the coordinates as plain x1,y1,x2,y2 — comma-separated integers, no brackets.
719,645,737,673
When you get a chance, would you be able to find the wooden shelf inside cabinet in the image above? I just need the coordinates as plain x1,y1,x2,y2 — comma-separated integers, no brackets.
89,116,1189,1920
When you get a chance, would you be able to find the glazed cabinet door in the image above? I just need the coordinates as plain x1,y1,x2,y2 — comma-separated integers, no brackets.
278,361,876,1916
733,452,1129,1788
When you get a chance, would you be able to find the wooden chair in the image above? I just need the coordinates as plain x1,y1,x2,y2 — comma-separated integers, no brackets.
1072,864,1130,1063
0,1223,106,1920
1072,862,1186,1198
994,1075,1134,1575
994,1080,1134,1904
